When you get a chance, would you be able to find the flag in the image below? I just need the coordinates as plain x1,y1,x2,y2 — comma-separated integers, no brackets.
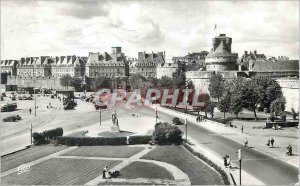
214,24,217,31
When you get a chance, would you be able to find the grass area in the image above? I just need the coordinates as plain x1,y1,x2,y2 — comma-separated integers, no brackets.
61,146,144,158
142,145,224,185
1,145,67,172
119,161,174,180
1,158,121,185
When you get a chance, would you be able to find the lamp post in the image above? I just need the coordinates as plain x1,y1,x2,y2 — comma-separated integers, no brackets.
33,67,37,117
99,109,101,126
30,123,33,144
238,149,242,185
156,107,158,124
185,118,188,142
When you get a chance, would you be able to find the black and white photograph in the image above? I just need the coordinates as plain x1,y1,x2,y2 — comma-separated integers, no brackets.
0,0,299,185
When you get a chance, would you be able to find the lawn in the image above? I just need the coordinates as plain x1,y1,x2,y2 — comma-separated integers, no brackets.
119,161,174,180
142,145,224,185
1,145,68,172
61,146,144,158
1,158,121,185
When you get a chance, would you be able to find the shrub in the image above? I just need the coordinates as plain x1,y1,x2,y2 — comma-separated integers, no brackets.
269,113,276,122
56,136,127,146
182,143,230,185
280,112,287,122
32,132,48,145
153,122,183,145
44,127,63,140
128,135,152,145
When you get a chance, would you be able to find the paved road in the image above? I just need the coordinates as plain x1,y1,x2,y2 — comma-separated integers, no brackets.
124,104,298,185
2,101,298,185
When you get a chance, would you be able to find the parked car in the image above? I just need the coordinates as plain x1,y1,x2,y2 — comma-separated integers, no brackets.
18,96,23,100
172,117,183,125
26,97,33,100
2,93,6,97
11,96,16,101
1,103,17,112
3,115,22,122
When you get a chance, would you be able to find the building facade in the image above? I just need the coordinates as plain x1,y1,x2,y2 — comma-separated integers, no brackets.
85,47,128,78
51,55,86,77
135,51,165,78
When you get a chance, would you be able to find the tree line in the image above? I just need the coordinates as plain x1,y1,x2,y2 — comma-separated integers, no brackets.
209,73,286,120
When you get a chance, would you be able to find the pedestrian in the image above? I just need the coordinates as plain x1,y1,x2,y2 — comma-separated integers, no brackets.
267,139,270,146
288,145,293,156
271,138,274,147
29,108,32,114
224,155,228,167
226,155,231,168
244,138,248,148
103,165,108,179
241,126,243,133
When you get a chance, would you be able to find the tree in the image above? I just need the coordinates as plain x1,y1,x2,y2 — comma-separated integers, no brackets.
60,74,72,89
130,73,146,89
270,97,286,116
207,102,215,118
95,76,111,89
153,122,183,145
243,79,260,120
251,76,282,111
70,77,83,91
218,91,231,118
227,77,245,118
159,76,174,88
208,73,224,102
172,61,186,88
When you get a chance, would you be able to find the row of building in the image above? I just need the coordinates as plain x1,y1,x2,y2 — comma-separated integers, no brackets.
1,34,299,82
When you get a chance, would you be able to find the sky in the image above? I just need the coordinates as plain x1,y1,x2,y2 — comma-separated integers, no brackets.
1,0,299,60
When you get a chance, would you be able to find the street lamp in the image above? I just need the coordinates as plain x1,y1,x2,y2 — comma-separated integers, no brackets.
238,149,242,185
33,67,37,117
185,118,188,142
155,107,158,124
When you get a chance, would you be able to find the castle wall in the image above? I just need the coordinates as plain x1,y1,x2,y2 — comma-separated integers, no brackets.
277,79,299,112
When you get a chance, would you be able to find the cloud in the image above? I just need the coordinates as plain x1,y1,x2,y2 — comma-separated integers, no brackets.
58,1,109,19
1,0,298,60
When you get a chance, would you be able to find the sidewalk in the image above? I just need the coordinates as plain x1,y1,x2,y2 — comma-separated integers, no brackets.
151,104,299,185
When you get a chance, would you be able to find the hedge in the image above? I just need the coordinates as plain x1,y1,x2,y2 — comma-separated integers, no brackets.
56,136,127,146
182,143,230,185
32,132,49,145
128,135,152,145
44,127,63,140
33,127,63,145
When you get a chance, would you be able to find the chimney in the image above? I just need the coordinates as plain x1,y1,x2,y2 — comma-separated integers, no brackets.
254,50,257,55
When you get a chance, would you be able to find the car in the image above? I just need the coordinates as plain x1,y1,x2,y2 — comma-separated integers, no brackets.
18,96,23,100
172,117,184,125
26,97,33,100
11,96,16,101
3,115,22,122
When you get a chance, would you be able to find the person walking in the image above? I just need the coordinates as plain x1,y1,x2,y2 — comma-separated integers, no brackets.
271,138,275,148
223,156,228,167
241,126,244,133
226,155,231,168
29,108,32,114
244,138,248,148
267,139,270,147
103,165,108,179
